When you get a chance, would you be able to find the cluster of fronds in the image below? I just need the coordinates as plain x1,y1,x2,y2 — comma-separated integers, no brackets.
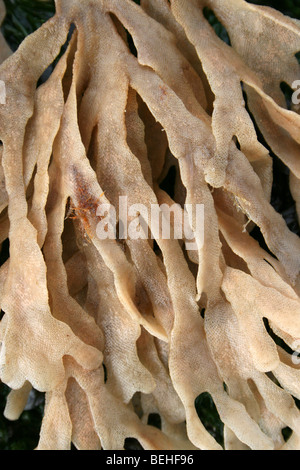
0,0,300,451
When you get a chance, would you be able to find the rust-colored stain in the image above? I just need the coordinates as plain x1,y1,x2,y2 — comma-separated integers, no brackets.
68,165,104,238
159,84,168,100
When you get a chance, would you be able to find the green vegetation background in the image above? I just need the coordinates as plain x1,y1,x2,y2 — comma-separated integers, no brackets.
0,0,299,451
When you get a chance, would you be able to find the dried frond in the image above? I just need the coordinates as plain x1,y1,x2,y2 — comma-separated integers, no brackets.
0,0,300,450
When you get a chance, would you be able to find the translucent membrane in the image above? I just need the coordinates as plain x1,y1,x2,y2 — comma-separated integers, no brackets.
0,0,299,450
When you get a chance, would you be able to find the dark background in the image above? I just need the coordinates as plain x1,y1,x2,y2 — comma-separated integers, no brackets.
0,0,299,451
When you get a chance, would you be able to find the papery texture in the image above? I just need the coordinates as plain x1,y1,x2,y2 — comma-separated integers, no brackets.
0,0,299,450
